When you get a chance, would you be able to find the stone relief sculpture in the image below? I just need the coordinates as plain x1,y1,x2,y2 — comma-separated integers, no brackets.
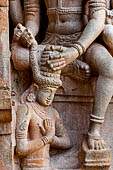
9,0,113,169
11,0,107,149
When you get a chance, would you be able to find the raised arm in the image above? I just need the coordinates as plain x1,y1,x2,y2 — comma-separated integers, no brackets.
65,0,106,65
16,104,54,157
24,0,41,36
44,0,106,71
75,0,106,50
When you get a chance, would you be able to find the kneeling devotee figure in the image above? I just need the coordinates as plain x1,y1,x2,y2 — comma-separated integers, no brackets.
15,35,71,170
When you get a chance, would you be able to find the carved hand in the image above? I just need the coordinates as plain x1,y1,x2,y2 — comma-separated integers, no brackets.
13,23,34,48
105,9,113,24
42,45,79,71
40,119,55,143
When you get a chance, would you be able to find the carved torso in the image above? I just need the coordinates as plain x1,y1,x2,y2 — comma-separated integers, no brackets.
42,0,86,46
45,0,85,33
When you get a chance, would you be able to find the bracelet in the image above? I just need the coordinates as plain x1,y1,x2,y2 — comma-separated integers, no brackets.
73,44,81,57
74,41,86,54
90,114,104,124
41,136,49,145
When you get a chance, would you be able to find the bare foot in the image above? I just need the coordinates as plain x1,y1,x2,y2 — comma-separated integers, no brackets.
73,59,91,81
88,133,107,150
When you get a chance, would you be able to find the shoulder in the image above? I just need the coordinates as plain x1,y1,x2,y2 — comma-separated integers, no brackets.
50,106,61,121
16,103,30,118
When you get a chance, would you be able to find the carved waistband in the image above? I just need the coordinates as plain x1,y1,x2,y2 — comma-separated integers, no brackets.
42,32,82,47
47,7,83,14
22,157,50,169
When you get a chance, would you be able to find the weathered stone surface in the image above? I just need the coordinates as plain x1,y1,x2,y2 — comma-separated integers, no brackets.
0,0,8,7
8,0,113,170
0,7,10,91
0,135,12,170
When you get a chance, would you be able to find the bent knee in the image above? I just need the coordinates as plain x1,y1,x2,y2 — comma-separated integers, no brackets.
102,24,113,49
86,43,113,78
11,43,30,70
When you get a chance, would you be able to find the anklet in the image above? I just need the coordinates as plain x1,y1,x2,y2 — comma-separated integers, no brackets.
90,114,104,123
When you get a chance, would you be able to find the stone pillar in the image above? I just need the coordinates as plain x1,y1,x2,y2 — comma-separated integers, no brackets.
81,140,112,170
0,0,12,169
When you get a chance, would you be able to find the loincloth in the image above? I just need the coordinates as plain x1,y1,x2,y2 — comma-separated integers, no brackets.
21,157,53,170
42,32,82,47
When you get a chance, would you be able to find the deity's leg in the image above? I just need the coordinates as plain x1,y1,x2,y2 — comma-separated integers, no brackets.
102,24,113,56
85,43,113,150
11,42,30,70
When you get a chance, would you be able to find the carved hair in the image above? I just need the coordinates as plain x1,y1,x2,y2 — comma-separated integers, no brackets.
29,42,62,88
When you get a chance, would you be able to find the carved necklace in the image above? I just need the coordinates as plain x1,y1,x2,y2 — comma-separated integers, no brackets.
31,102,48,119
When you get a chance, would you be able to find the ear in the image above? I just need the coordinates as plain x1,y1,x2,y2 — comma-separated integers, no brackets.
32,83,39,92
20,83,37,104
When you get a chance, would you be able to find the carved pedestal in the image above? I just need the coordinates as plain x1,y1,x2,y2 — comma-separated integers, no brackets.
81,140,112,170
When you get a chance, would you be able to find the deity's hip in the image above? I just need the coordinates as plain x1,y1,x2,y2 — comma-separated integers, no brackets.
41,32,82,47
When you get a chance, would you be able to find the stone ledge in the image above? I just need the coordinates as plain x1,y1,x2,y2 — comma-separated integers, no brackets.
54,95,113,103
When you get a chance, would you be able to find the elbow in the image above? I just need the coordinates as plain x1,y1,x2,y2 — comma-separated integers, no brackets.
65,138,73,149
16,145,28,157
16,150,25,157
61,137,72,149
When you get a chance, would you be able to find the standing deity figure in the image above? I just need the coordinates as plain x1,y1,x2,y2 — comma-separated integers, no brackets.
10,0,113,151
15,32,71,170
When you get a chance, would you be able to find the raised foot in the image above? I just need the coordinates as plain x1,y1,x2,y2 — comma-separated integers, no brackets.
73,59,91,81
88,134,107,150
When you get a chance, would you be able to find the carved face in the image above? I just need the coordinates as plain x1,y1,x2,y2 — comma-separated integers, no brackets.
37,87,57,106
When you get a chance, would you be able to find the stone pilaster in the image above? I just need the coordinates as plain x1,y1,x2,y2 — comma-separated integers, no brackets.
0,0,12,169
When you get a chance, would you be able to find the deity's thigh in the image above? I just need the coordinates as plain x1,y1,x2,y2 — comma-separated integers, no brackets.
85,43,113,78
11,42,30,70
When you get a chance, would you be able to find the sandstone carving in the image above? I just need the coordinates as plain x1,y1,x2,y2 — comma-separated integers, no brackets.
9,0,113,169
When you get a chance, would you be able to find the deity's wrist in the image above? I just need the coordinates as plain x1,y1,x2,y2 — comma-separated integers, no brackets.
73,41,86,57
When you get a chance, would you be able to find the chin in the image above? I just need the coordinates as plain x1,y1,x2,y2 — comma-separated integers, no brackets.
44,102,52,106
43,101,52,106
